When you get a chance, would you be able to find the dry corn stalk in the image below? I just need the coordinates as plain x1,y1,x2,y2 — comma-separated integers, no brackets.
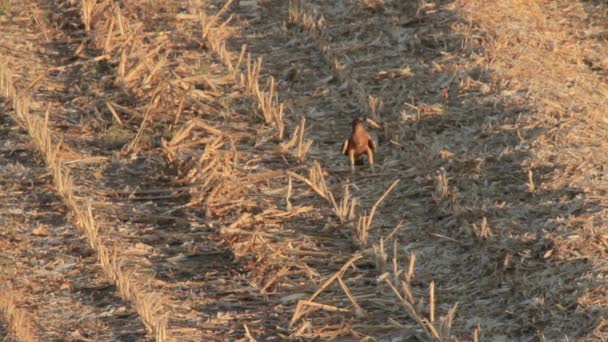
0,289,36,342
81,0,96,31
472,216,493,240
374,241,456,341
280,116,312,160
355,179,400,244
329,183,358,223
290,254,362,326
432,167,449,203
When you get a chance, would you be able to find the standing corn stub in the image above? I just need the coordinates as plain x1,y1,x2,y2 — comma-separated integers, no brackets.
341,117,378,173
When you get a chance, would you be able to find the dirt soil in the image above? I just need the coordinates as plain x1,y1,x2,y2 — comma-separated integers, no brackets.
2,0,608,341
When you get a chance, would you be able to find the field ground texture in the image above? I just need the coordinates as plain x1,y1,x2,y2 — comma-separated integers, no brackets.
2,0,608,341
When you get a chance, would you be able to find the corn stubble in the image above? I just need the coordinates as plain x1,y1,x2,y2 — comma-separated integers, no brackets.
3,0,605,340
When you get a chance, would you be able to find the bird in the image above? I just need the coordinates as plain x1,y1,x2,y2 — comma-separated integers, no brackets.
341,117,377,173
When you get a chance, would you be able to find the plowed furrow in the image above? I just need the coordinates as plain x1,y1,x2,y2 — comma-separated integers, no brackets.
0,111,147,340
220,2,423,339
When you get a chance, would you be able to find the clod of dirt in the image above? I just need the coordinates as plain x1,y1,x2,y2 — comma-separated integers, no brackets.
101,124,132,149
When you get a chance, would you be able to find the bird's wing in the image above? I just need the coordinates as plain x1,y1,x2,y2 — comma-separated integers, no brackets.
341,139,350,155
367,134,376,152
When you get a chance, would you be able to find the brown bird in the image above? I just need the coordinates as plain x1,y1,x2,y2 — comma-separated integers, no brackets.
341,117,377,173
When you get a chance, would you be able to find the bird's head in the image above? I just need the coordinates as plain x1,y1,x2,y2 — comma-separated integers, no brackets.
352,116,381,130
352,117,366,128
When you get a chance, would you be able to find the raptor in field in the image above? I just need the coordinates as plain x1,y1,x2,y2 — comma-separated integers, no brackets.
341,117,377,173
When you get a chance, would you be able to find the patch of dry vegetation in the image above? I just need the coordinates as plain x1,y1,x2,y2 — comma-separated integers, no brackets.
281,1,461,338
231,0,608,339
455,0,608,335
9,0,434,339
0,289,35,342
0,60,169,341
5,0,608,339
458,0,608,123
198,0,288,138
70,0,336,338
151,2,452,337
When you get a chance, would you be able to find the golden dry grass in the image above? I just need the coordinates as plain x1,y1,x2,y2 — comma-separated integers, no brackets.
457,0,608,122
0,289,36,342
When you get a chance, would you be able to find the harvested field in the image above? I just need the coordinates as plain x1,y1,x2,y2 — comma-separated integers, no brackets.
0,113,148,341
2,0,608,341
